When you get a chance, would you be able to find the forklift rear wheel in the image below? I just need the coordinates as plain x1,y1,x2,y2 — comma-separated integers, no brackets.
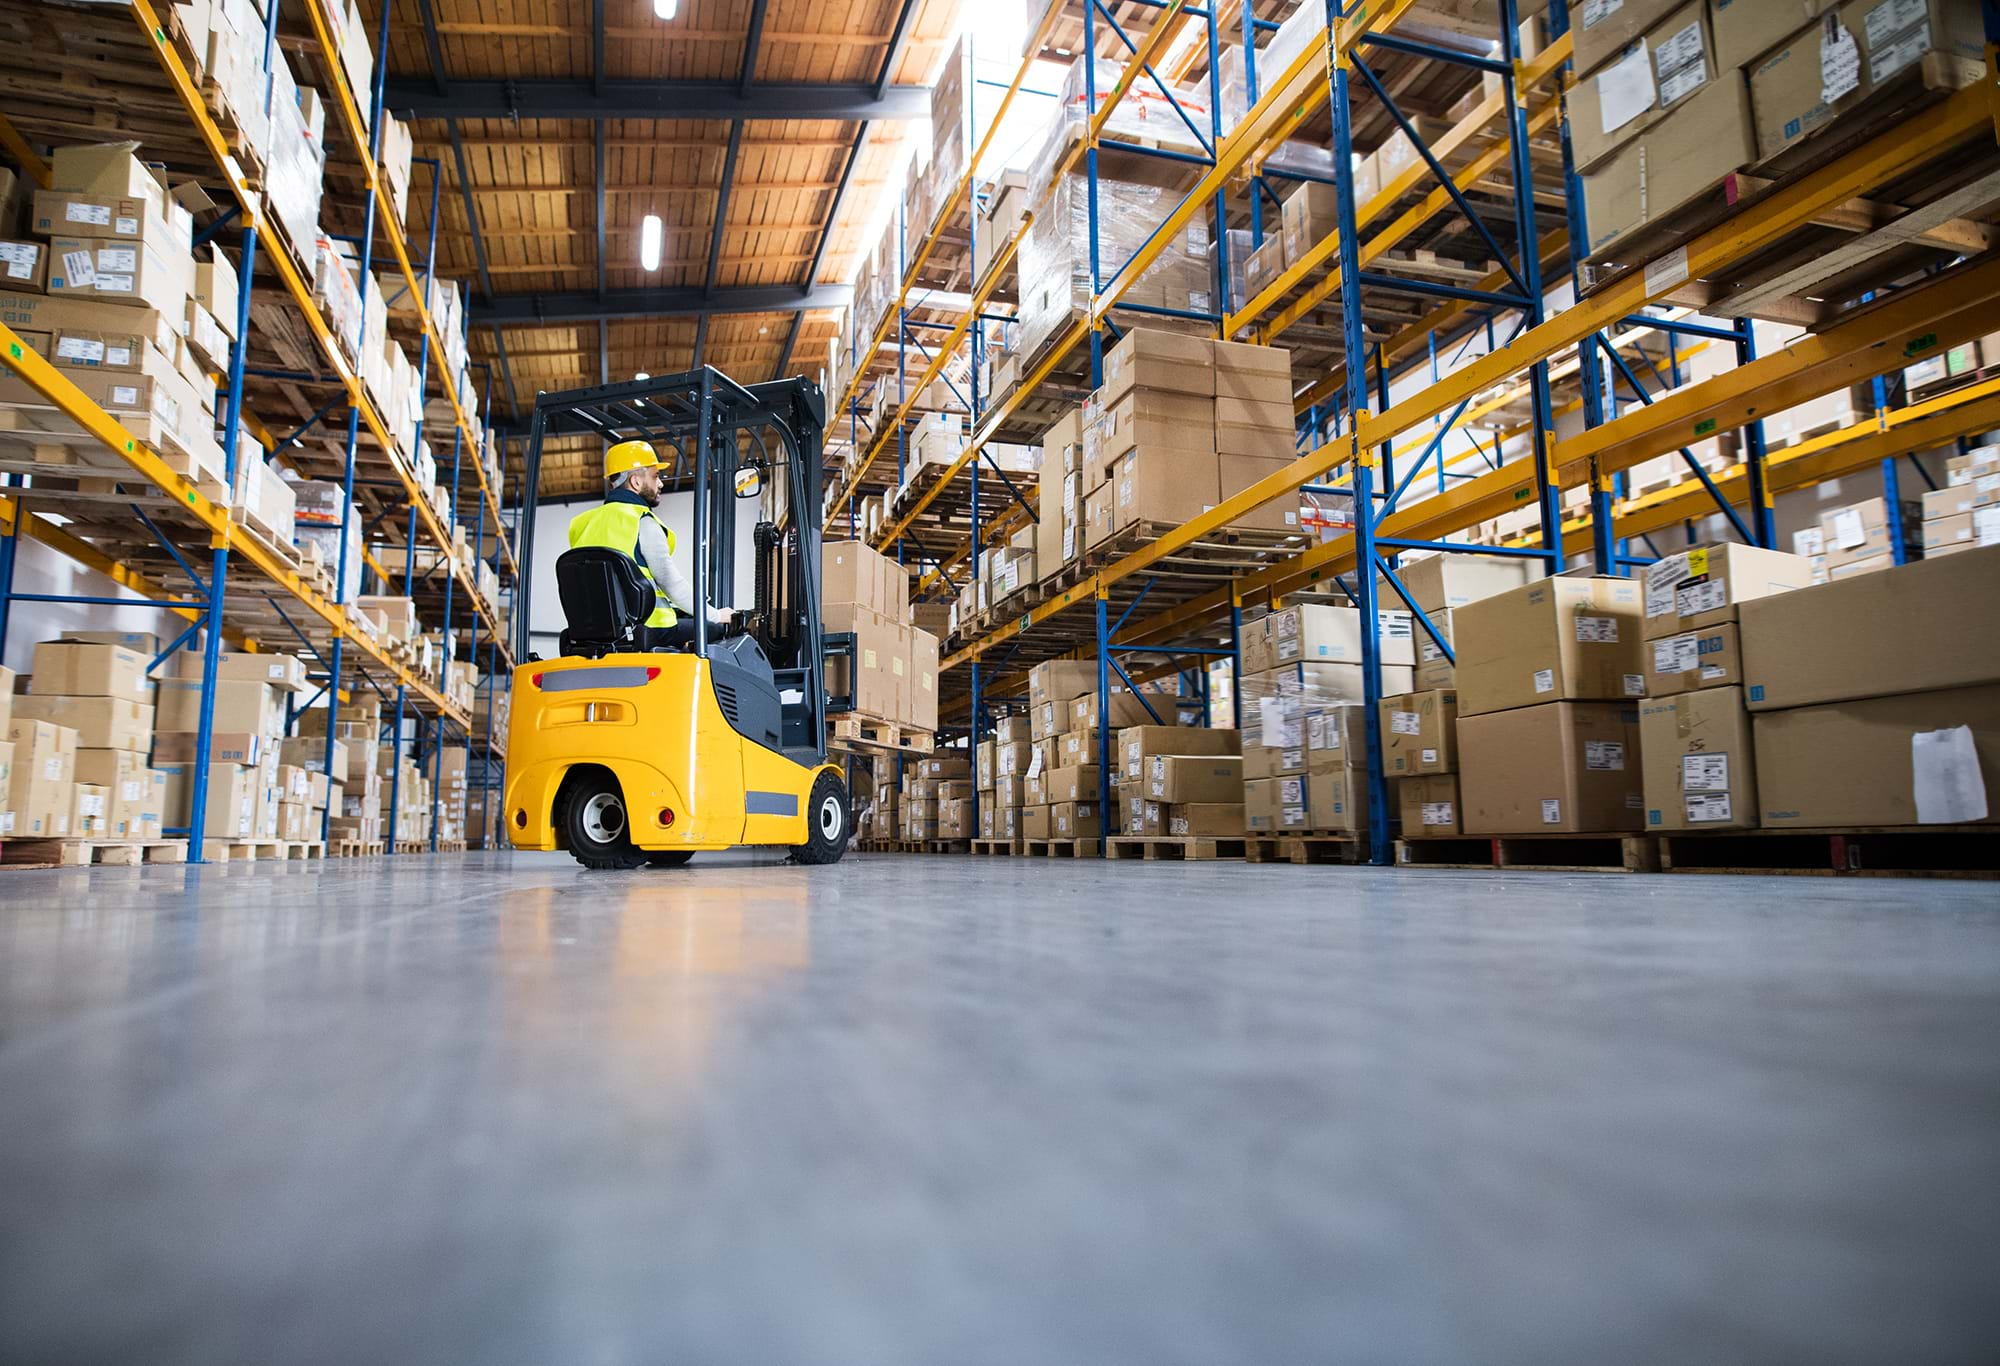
645,850,695,868
791,771,851,865
563,773,648,871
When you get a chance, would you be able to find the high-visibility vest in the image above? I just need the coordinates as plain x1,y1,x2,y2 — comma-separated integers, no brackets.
568,501,677,628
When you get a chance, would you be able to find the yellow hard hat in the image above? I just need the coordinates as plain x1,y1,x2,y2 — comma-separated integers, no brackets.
605,439,660,479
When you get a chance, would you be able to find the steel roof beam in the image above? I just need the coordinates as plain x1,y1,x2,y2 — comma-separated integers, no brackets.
470,284,851,324
383,80,931,120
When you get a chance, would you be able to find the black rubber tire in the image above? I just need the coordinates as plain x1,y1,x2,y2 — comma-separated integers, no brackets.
790,770,851,865
560,771,648,871
644,850,695,868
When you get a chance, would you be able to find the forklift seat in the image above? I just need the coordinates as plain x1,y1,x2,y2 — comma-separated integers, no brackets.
555,546,680,657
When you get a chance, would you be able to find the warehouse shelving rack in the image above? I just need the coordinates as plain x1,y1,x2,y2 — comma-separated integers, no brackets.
807,0,2000,862
0,0,518,858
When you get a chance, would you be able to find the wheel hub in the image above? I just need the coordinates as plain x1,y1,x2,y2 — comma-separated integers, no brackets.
581,791,626,843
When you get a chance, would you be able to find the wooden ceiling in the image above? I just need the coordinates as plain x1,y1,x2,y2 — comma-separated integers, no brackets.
366,0,963,499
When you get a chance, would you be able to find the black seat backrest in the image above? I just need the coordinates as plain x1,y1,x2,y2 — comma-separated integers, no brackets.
555,547,657,657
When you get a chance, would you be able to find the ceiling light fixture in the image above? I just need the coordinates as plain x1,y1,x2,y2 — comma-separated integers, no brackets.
640,214,663,271
634,372,650,381
654,0,678,18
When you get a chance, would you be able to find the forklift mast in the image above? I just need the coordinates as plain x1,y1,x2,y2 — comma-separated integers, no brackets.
513,367,832,762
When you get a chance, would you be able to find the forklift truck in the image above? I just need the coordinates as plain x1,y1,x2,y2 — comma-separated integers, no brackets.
505,367,853,869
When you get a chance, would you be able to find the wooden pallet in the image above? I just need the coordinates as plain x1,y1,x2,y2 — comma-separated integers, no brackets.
202,839,325,863
1105,835,1247,861
0,837,188,869
1657,825,2000,879
918,839,971,854
970,838,1023,856
1021,837,1099,858
1244,833,1365,865
827,714,936,756
1395,832,1660,873
331,838,387,858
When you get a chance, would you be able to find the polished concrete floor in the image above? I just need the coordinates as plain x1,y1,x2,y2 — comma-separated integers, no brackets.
1,851,1997,1365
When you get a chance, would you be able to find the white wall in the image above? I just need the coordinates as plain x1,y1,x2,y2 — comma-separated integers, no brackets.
4,537,184,674
524,490,760,654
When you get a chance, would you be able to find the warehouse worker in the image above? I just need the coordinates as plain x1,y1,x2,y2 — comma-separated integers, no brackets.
569,438,733,648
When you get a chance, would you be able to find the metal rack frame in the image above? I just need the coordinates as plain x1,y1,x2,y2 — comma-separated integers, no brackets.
0,0,520,858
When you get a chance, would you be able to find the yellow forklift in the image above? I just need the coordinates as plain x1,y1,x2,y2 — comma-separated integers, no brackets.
504,368,854,869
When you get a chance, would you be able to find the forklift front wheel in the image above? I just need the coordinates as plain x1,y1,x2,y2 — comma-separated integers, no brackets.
645,850,695,868
562,771,649,871
791,771,851,866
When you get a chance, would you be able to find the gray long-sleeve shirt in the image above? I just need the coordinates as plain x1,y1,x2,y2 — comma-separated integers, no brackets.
633,513,728,626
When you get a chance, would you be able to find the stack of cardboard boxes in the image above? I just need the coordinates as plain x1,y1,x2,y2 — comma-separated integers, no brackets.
899,755,968,841
1816,495,1923,579
1021,332,1302,607
1,144,231,489
975,712,1032,841
823,540,941,736
1637,545,1813,832
155,646,313,842
10,638,157,840
379,745,434,845
1453,576,1649,834
1921,446,2000,559
1578,0,1988,259
1118,725,1244,837
1741,544,2000,827
1240,602,1414,833
307,693,382,846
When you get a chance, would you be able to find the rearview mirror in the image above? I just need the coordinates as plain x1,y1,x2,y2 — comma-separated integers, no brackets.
734,466,763,499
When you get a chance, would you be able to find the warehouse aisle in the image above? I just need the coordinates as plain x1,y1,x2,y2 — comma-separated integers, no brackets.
2,855,1997,1364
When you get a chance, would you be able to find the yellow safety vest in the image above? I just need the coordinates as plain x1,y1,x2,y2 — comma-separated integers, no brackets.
568,500,678,628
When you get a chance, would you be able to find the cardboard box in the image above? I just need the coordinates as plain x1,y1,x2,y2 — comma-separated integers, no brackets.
1050,801,1100,839
1099,328,1212,403
1395,555,1535,616
149,730,265,767
1645,621,1745,696
1819,497,1921,568
1740,544,2000,710
156,677,284,736
1167,803,1245,837
1110,447,1219,533
1263,602,1415,669
1280,181,1340,265
75,747,154,837
0,239,47,291
1398,773,1462,837
47,227,194,314
1380,689,1457,775
1413,609,1455,689
1750,0,1987,164
0,663,11,732
68,782,108,837
1754,683,2000,827
177,649,312,693
1117,725,1238,782
1043,764,1101,805
1711,0,1835,70
1210,340,1292,399
1147,754,1243,804
1925,511,1975,553
1583,76,1757,256
1570,1,1720,172
1020,804,1052,839
1640,686,1758,831
1305,705,1368,771
281,735,349,784
1085,480,1116,551
1457,701,1646,834
11,695,153,752
1642,543,1813,639
1572,0,1692,75
29,640,154,702
201,763,260,839
6,718,78,838
1244,236,1285,299
1453,576,1648,717
1219,454,1301,533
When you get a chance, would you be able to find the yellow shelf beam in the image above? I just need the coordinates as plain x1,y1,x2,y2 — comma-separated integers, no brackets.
120,0,508,666
0,323,465,723
943,77,2000,669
